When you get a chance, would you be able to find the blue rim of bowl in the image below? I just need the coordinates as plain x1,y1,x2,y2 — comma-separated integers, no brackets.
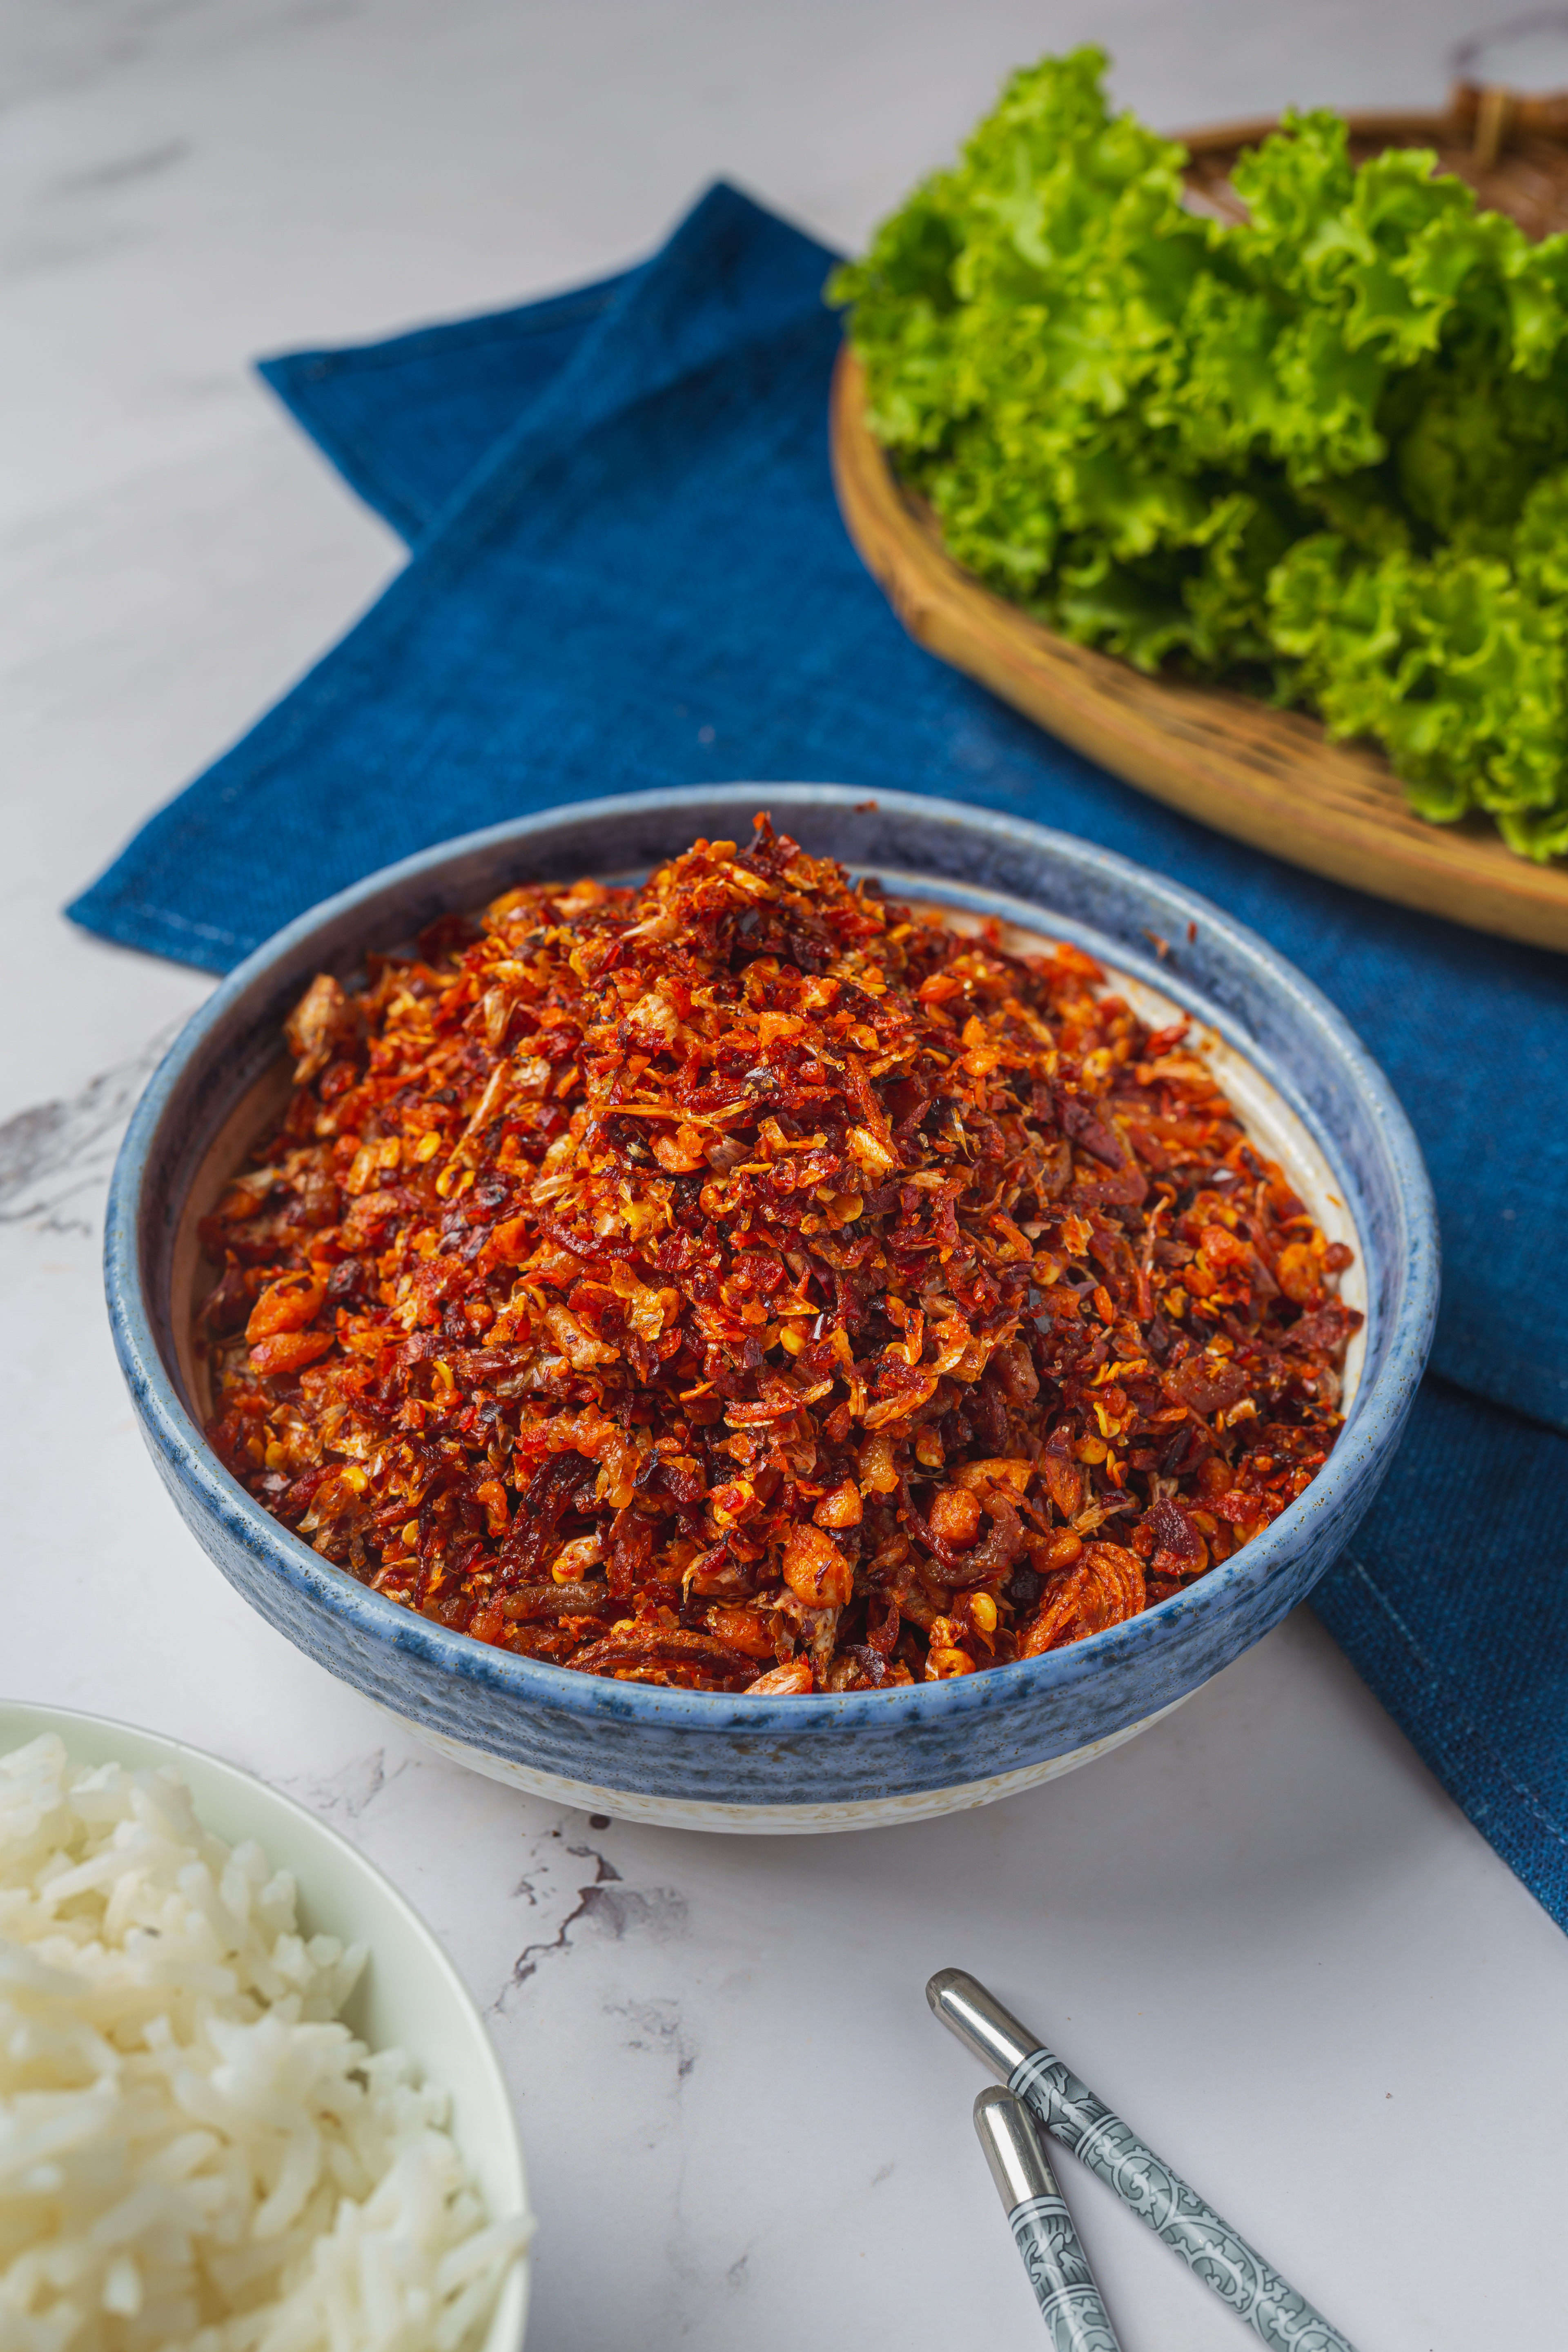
106,785,1439,1743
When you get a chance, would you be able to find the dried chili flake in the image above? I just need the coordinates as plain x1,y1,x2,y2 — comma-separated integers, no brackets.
200,818,1359,1694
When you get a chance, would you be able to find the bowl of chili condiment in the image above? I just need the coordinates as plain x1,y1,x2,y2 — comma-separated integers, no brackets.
106,786,1437,1831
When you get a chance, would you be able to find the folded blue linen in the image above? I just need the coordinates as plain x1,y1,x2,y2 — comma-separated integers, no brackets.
258,266,637,542
69,185,1568,1925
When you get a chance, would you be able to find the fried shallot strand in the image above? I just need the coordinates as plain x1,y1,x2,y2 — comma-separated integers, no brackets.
202,818,1359,1693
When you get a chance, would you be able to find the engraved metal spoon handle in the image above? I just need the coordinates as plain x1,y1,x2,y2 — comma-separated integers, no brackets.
976,2087,1123,2351
933,1969,1358,2352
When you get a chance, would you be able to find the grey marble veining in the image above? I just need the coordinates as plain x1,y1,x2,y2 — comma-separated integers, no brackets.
4,3,1566,2345
0,1031,175,1234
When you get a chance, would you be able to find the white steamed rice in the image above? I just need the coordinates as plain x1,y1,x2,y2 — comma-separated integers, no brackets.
0,1735,529,2352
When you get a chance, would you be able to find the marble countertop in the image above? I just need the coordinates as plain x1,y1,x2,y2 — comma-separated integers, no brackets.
5,4,1565,2345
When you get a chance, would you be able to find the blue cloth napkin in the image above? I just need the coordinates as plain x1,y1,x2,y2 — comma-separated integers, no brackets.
71,185,1568,1927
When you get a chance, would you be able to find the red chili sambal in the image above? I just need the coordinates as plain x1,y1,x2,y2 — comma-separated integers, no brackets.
200,819,1359,1694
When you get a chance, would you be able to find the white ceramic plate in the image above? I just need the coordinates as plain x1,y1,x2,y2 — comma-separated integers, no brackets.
0,1698,530,2351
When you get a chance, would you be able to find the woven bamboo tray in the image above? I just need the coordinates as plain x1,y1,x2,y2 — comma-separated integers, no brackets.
830,86,1568,952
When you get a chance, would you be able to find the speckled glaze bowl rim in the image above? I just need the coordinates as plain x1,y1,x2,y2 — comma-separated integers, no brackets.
106,784,1438,1743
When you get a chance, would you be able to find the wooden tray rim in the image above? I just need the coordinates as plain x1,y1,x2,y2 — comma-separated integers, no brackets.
830,336,1568,955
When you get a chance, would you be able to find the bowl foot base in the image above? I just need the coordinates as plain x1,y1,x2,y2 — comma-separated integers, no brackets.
371,1695,1194,1833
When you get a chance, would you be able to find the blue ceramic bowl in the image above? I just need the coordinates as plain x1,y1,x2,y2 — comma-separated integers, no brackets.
106,788,1437,1832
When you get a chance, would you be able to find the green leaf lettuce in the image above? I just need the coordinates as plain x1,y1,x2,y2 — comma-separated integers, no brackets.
830,49,1568,860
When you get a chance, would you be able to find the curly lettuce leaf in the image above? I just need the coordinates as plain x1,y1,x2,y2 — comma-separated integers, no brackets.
832,49,1568,859
1269,532,1568,826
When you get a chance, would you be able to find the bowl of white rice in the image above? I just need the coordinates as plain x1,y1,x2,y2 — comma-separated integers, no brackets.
0,1699,530,2352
